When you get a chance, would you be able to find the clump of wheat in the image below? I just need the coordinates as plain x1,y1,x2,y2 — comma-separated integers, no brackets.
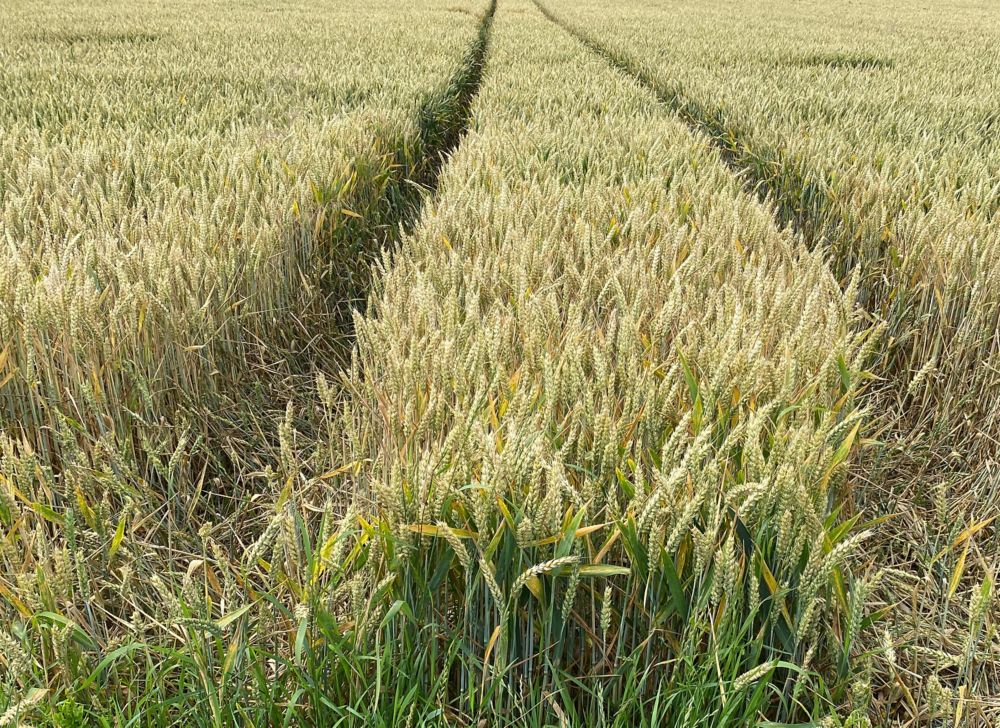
0,0,492,488
0,0,493,719
541,0,1000,720
327,0,869,720
545,0,1000,469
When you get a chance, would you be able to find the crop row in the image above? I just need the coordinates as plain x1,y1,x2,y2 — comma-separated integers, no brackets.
541,0,1000,471
537,0,1000,721
314,0,870,721
0,0,490,483
0,0,495,722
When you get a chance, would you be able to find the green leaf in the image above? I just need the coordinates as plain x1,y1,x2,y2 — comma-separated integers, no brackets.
556,507,588,558
379,599,412,629
615,467,636,500
79,642,148,690
660,550,688,620
836,354,851,390
217,602,255,630
294,615,309,665
34,612,98,651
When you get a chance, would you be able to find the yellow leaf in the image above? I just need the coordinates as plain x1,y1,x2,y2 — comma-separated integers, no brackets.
75,486,97,529
529,523,608,546
947,540,969,600
31,502,63,524
759,557,778,594
832,565,849,613
579,564,629,577
312,208,328,238
276,473,295,510
758,554,793,628
932,515,997,564
480,624,503,697
715,594,727,622
573,523,606,538
495,496,514,528
405,524,479,539
217,602,254,630
488,396,499,430
222,633,243,681
0,581,32,617
525,575,543,600
341,208,362,219
483,624,501,666
319,532,339,562
594,529,621,565
205,563,222,594
318,461,359,480
951,516,996,550
312,533,339,584
820,419,861,493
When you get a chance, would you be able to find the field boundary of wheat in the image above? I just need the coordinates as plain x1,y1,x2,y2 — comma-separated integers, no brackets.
2,0,997,725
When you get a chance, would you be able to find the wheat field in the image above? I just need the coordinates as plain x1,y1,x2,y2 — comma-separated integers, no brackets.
0,0,996,725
